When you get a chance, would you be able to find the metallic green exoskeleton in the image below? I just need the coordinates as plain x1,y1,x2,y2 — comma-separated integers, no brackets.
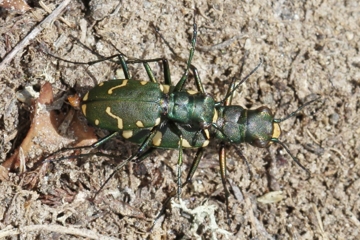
81,79,216,140
77,51,317,225
47,22,319,225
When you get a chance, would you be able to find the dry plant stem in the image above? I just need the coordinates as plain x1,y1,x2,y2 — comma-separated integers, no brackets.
39,0,73,27
313,203,328,239
0,224,120,240
306,128,320,145
0,0,71,72
196,35,248,52
329,147,347,160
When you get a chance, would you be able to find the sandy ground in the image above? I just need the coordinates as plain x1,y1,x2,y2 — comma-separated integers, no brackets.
0,0,359,239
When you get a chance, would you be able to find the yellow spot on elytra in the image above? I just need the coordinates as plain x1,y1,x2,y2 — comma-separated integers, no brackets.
204,129,210,139
136,120,144,128
105,107,123,129
95,119,99,125
155,118,161,126
187,90,198,95
82,92,89,101
98,82,104,86
212,109,218,123
202,140,210,147
152,131,163,146
108,80,128,94
180,139,192,148
122,130,133,139
140,81,148,85
161,84,170,94
272,123,281,139
81,104,87,116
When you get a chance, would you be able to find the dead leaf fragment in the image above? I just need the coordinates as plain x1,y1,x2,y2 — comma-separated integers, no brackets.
0,0,31,13
3,82,98,170
257,191,285,204
0,165,9,181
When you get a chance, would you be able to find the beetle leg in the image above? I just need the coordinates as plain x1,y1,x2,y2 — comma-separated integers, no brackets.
149,148,205,231
116,54,131,79
219,142,231,226
166,122,186,199
189,65,206,93
125,57,172,84
177,138,183,200
141,59,170,84
185,148,204,184
95,126,161,197
42,132,120,163
134,147,157,163
174,22,198,92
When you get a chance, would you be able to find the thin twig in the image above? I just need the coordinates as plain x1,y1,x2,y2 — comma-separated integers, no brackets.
313,203,329,240
196,34,248,52
329,147,346,160
0,0,71,72
39,1,73,27
306,129,320,145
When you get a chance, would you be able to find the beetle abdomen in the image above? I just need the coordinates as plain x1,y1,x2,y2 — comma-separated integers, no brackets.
81,79,167,131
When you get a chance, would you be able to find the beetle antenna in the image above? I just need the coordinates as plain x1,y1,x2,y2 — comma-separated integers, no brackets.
271,138,310,179
274,97,321,123
46,51,128,66
220,58,263,104
270,97,320,178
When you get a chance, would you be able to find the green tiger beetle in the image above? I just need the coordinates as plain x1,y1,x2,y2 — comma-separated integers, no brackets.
45,21,319,225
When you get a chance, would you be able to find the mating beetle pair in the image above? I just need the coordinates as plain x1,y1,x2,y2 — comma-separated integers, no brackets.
49,22,318,223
